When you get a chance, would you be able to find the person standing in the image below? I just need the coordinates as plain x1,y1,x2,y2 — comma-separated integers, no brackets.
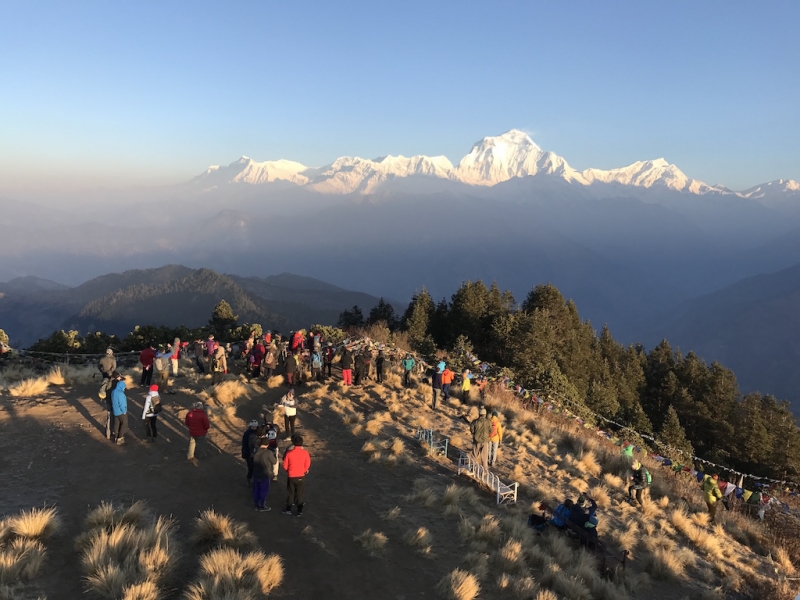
279,389,297,441
185,402,210,460
142,384,161,442
211,345,227,385
628,460,650,507
155,346,171,392
441,365,455,402
488,411,504,466
242,420,259,486
253,438,277,512
262,343,277,379
702,474,723,524
98,348,117,399
461,369,474,402
171,337,181,376
139,342,156,387
469,407,491,470
340,346,353,386
324,343,335,379
111,380,129,445
431,366,443,410
375,350,385,383
193,339,206,373
310,347,324,382
401,353,415,387
284,352,297,386
104,371,123,439
353,350,366,386
282,434,311,517
620,441,634,464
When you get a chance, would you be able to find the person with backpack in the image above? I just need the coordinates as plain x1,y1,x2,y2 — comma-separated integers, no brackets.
139,342,156,387
310,347,324,382
242,419,260,486
340,346,353,385
323,343,336,379
253,437,278,512
279,388,298,441
204,335,217,371
261,419,282,480
401,353,415,387
104,371,123,439
111,380,129,445
185,402,210,460
628,460,650,506
211,345,227,385
142,384,161,442
488,410,504,466
549,498,574,529
262,343,277,379
282,434,311,517
469,407,491,469
702,474,723,524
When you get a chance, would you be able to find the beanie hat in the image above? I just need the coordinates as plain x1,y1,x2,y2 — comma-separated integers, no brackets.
194,401,204,409
479,407,487,415
249,419,259,429
491,410,498,417
106,348,113,356
149,385,158,392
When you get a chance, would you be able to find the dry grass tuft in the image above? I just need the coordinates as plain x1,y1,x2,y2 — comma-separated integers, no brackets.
576,450,602,478
551,569,591,600
211,380,250,405
380,507,401,521
403,527,433,555
589,485,611,508
773,546,796,575
191,510,257,552
669,508,724,560
45,366,67,386
641,539,695,579
436,568,480,600
509,575,539,599
365,411,392,436
8,377,49,397
344,412,364,426
495,538,526,574
389,437,405,456
184,548,283,599
475,515,502,548
0,537,46,585
7,507,61,540
354,529,388,556
535,590,558,600
601,473,625,491
463,551,489,581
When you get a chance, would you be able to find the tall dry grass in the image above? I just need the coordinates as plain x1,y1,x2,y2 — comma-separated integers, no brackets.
436,568,480,600
354,529,388,556
184,549,283,599
7,377,49,397
191,510,257,552
212,380,250,405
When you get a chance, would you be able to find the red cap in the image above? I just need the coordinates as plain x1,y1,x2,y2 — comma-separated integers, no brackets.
149,385,159,392
712,474,719,480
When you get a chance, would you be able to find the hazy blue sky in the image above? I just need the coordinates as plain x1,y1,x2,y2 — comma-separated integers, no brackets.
1,1,798,194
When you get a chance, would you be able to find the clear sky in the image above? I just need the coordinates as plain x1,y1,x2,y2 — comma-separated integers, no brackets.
1,0,798,195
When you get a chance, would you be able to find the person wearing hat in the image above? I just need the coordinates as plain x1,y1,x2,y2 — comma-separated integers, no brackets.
431,364,443,410
104,371,123,439
242,419,260,485
282,434,311,517
142,384,162,442
110,379,128,445
702,473,723,523
340,345,353,385
185,401,210,460
488,410,504,466
154,345,172,392
470,406,491,470
628,460,650,507
461,369,474,402
211,345,227,386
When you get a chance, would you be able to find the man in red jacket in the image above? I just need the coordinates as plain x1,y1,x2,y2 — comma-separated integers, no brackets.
139,342,156,387
281,434,311,517
185,402,210,460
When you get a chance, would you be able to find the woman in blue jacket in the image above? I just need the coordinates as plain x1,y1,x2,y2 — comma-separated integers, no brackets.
111,380,128,445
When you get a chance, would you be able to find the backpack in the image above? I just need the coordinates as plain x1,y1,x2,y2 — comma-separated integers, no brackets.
311,353,322,368
644,468,652,487
155,357,167,371
211,355,219,371
153,402,163,414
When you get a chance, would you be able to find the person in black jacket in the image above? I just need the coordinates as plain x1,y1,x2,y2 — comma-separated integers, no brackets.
375,350,385,383
340,346,353,386
323,343,335,378
284,352,297,387
353,351,366,386
241,420,259,486
431,367,443,410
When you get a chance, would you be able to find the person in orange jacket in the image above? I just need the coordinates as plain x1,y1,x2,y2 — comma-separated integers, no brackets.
441,366,455,402
282,434,311,517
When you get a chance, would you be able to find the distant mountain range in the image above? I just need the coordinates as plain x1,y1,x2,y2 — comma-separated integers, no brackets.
2,129,800,412
0,266,386,345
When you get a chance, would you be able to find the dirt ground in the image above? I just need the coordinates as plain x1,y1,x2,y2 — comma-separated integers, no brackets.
0,368,464,599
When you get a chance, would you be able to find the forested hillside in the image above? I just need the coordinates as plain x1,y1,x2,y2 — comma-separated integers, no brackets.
400,281,800,483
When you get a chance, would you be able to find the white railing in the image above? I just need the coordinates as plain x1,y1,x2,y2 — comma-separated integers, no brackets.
458,451,518,505
415,426,449,457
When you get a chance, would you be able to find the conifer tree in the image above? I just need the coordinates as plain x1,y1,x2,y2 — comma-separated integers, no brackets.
367,298,397,329
337,305,365,330
659,405,693,460
402,288,435,352
209,300,238,341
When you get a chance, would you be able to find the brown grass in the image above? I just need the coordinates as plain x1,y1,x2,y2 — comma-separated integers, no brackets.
8,377,49,397
7,507,61,540
380,506,401,521
211,380,250,405
403,527,433,555
184,548,284,599
494,538,526,574
0,538,46,584
436,568,480,600
191,510,257,552
365,411,392,436
354,529,388,556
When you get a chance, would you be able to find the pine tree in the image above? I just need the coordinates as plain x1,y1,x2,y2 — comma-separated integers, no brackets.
209,300,238,341
337,305,364,330
367,298,397,329
658,406,693,460
402,288,435,352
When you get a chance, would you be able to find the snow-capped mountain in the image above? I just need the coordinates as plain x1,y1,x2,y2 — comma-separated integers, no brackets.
191,130,792,200
740,179,800,208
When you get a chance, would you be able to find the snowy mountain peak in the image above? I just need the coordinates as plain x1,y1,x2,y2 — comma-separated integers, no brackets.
581,158,723,194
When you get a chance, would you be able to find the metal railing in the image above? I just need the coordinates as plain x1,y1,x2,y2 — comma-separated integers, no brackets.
415,426,449,458
457,451,518,505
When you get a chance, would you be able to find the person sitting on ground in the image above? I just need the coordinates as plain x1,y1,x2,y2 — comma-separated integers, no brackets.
702,473,723,524
571,493,599,539
549,498,574,529
629,460,650,506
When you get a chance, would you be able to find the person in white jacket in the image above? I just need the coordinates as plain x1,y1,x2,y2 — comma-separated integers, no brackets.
142,384,161,442
279,389,297,441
